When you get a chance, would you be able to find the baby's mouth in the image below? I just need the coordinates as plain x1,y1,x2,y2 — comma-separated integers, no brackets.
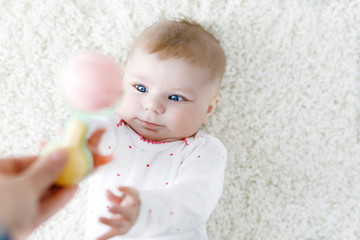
137,118,161,128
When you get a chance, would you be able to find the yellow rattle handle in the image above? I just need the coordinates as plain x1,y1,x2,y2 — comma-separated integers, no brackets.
42,119,93,186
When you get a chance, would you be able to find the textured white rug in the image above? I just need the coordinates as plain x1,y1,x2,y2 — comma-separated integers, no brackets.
1,0,360,239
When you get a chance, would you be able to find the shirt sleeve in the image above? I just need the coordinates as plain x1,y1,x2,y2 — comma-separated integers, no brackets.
126,135,227,237
0,225,11,240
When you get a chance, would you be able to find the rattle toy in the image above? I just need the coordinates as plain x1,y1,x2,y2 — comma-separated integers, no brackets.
42,52,122,186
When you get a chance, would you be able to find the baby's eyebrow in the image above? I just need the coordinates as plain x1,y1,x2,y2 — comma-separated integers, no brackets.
130,73,150,82
170,88,195,96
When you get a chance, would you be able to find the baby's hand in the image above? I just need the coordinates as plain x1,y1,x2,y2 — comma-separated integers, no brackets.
86,128,113,169
97,186,140,240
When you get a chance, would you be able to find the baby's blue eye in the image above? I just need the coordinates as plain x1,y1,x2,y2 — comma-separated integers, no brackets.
169,95,185,102
135,84,147,92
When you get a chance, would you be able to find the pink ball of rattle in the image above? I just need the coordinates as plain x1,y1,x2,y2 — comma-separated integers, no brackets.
61,52,122,112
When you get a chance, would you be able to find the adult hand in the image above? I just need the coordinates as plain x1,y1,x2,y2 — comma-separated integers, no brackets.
97,187,140,240
0,149,76,238
0,128,110,238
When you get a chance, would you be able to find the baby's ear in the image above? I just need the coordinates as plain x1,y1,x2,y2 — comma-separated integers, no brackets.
202,95,220,125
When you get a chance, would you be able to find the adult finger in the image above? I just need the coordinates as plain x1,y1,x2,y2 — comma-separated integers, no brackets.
0,156,37,174
29,185,78,233
23,149,68,193
38,186,78,222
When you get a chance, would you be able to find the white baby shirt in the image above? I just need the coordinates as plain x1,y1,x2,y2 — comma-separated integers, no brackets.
85,114,227,240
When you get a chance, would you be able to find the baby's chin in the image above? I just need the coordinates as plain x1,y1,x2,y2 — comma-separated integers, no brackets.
137,130,176,143
122,118,192,143
130,126,182,143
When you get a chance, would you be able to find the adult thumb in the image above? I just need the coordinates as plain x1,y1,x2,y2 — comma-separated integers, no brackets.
24,149,68,193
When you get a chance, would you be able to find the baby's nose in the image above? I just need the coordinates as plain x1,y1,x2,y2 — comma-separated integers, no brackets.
143,96,165,114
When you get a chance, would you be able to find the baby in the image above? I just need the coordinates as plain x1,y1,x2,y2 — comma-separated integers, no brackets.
85,19,227,240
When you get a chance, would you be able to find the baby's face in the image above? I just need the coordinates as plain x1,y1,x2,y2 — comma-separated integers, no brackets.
117,48,219,142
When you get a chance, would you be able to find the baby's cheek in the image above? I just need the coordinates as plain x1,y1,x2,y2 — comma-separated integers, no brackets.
117,94,138,116
170,109,200,134
170,110,187,127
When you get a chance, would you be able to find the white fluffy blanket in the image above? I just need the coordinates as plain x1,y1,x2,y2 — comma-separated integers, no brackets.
1,0,360,239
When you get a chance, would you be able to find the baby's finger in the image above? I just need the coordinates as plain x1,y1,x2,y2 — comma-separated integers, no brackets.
87,128,106,150
99,216,125,228
118,186,139,199
96,229,119,240
106,189,125,204
117,187,140,207
87,128,113,169
109,206,134,220
97,217,130,239
93,155,113,169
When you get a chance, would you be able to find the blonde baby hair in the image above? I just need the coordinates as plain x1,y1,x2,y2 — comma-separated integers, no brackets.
128,19,226,87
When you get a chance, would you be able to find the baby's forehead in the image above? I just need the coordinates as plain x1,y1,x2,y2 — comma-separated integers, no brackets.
129,45,215,73
126,50,219,92
135,36,218,67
